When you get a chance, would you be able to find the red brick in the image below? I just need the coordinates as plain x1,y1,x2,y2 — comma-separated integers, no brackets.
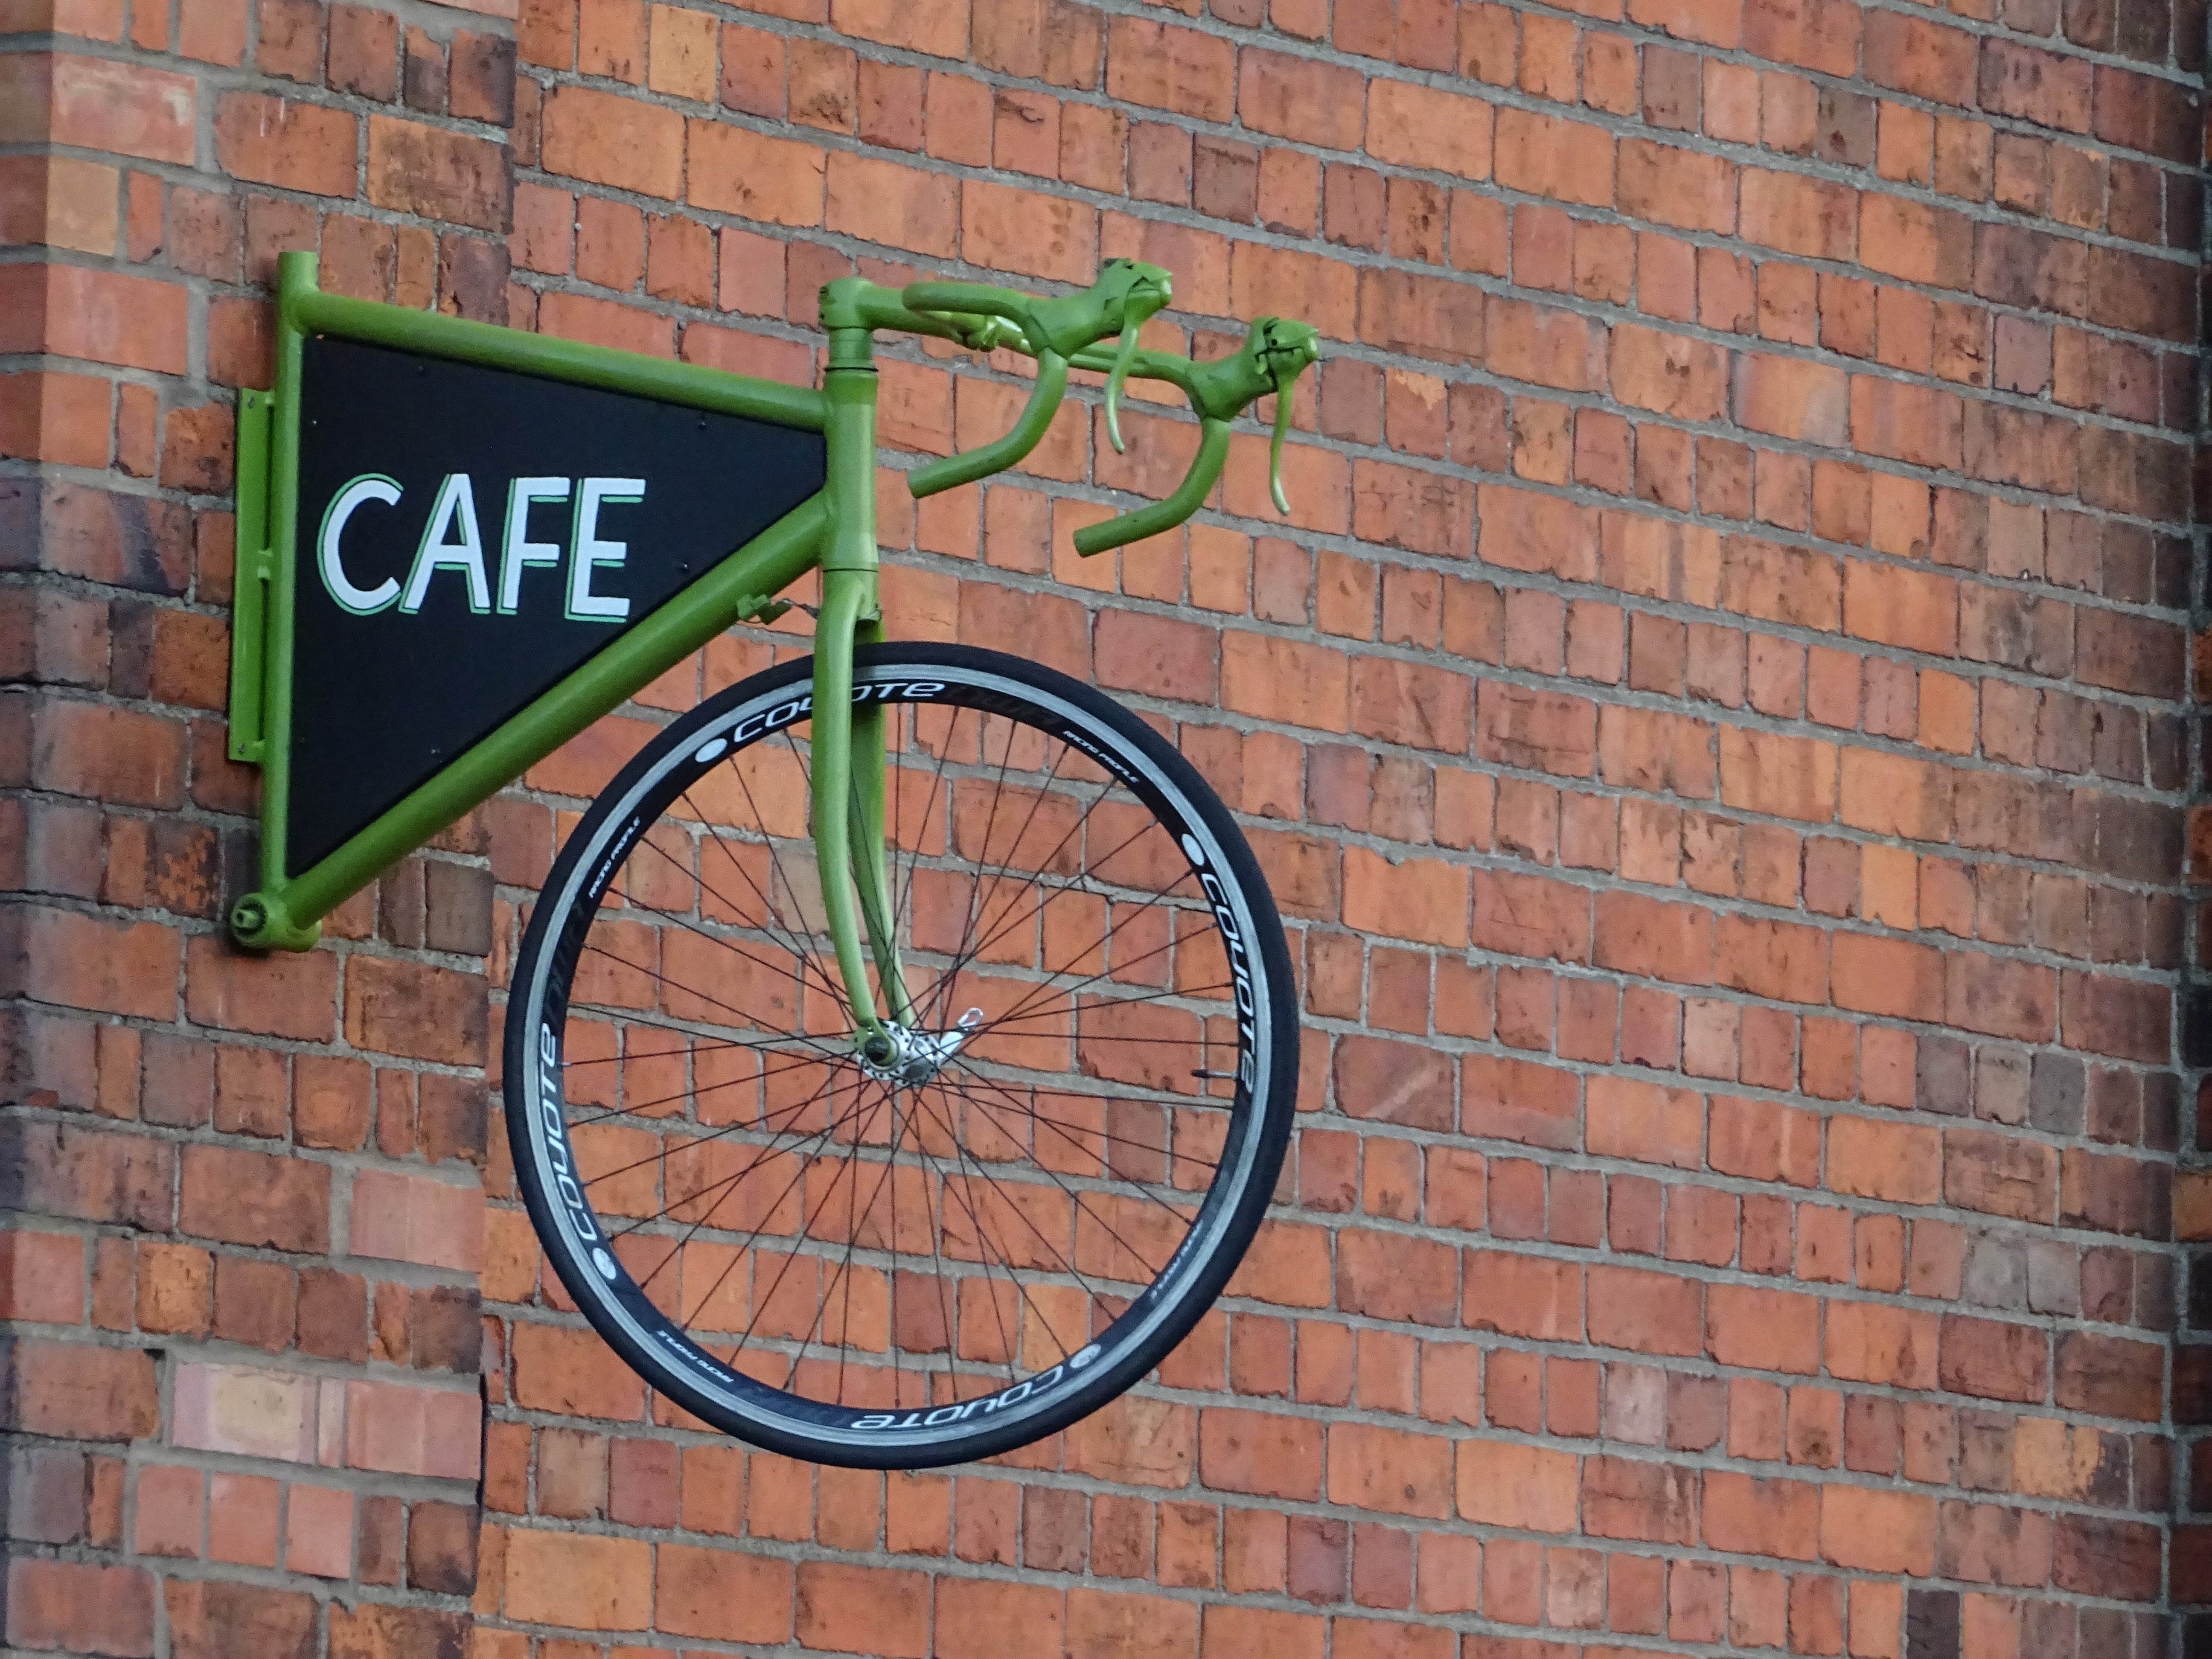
1465,1250,1583,1341
542,86,684,196
343,955,487,1064
214,93,357,195
1202,1408,1323,1501
1708,1284,1821,1374
2,903,180,1019
1704,1470,1819,1561
1366,79,1492,182
365,113,507,229
8,1559,156,1658
0,1339,158,1441
797,1562,929,1658
1458,1439,1578,1531
1939,1315,2048,1403
1588,1266,1702,1357
1618,139,1736,232
180,1145,329,1252
1105,16,1235,122
1,265,190,375
38,52,198,163
502,1528,651,1630
655,1544,794,1644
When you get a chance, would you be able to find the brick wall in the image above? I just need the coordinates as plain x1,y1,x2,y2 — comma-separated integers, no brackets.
3,2,514,1654
2,0,2205,1656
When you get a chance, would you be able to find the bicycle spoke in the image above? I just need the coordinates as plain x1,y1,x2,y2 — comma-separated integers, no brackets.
908,1084,1077,1374
611,1066,864,1252
586,1060,857,1193
941,1059,1178,1264
740,1094,899,1357
914,875,1210,1050
623,1068,864,1291
728,739,857,1022
580,934,815,1043
926,719,1030,1028
673,1073,879,1327
916,786,1173,1018
565,1004,841,1058
559,1030,821,1069
942,1059,1221,1176
893,716,958,988
648,803,853,1014
590,889,844,1030
795,1107,904,1394
911,1080,1103,1304
562,1047,823,1135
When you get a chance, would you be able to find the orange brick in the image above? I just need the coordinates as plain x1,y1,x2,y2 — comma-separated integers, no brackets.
35,52,198,163
213,93,357,195
1495,108,1613,207
654,1544,794,1644
1611,324,1727,420
963,178,1095,283
541,86,684,196
687,117,824,221
0,264,189,374
1458,1438,1578,1531
825,150,957,257
1104,16,1235,122
1826,1114,1941,1205
1326,1422,1453,1518
797,1563,928,1658
365,114,507,229
503,1528,651,1630
1366,79,1493,181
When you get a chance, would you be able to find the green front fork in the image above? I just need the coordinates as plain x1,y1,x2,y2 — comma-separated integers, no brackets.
812,356,909,1041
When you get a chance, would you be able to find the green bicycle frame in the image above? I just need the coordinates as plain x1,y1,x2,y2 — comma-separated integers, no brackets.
228,253,1313,1043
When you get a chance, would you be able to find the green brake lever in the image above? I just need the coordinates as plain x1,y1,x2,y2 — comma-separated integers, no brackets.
1027,260,1173,455
900,260,1173,499
1184,317,1322,516
1100,281,1170,454
1068,317,1322,557
1258,321,1323,513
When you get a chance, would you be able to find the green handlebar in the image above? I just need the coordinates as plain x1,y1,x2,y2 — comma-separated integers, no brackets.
1066,316,1321,546
905,349,1070,498
899,260,1169,359
1073,419,1231,556
860,263,1319,547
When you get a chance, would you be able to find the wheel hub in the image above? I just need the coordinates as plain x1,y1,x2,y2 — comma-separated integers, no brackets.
854,1008,984,1086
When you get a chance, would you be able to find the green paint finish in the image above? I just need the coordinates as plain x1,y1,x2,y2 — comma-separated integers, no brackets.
227,253,1318,1041
289,285,824,431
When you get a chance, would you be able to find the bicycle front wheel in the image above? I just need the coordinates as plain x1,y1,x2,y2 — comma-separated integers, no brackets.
503,643,1298,1467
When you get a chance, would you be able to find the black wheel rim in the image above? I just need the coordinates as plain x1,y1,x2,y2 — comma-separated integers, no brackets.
506,652,1289,1464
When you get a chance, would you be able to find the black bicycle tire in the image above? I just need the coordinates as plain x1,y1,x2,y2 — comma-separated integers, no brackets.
503,642,1299,1467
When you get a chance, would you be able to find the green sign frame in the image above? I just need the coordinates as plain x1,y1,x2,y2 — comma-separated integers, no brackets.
227,252,832,952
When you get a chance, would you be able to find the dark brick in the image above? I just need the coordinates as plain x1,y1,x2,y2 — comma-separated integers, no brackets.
1907,1588,1960,1659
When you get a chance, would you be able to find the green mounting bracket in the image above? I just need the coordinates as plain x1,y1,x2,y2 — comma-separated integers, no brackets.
227,388,274,764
